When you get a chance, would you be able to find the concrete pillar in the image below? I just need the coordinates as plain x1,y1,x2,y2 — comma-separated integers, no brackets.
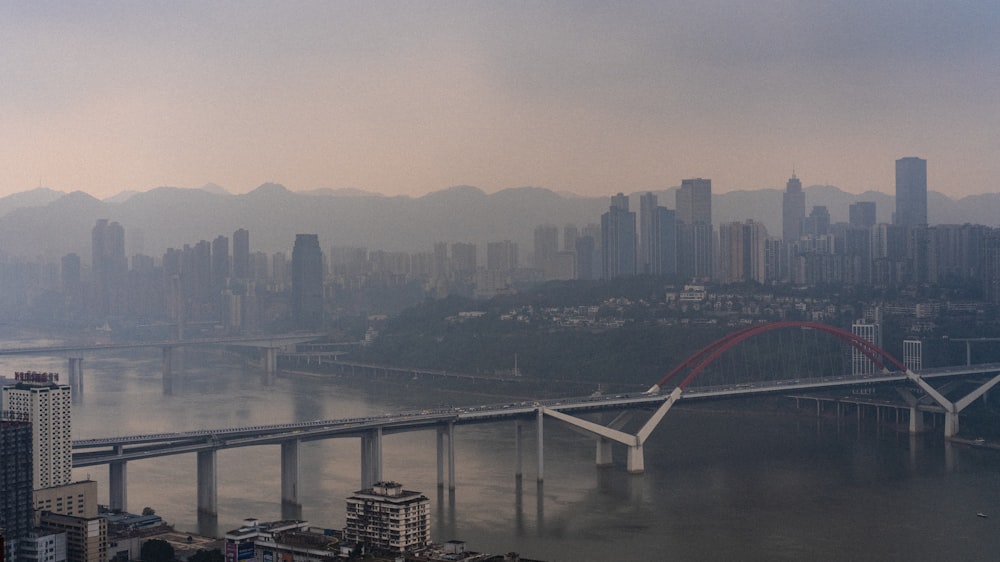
67,357,84,393
514,421,523,479
197,450,218,516
909,407,925,433
536,408,544,484
281,440,301,519
109,460,127,513
626,443,645,474
361,428,383,489
447,422,456,491
944,411,960,438
436,427,446,488
596,438,614,468
264,348,279,374
162,347,174,379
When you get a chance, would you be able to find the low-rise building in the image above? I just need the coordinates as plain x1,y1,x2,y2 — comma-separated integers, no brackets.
344,481,430,554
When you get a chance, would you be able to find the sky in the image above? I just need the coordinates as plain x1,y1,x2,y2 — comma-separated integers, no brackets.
2,2,999,200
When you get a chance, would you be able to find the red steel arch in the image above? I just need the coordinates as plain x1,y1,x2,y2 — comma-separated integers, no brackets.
654,321,907,391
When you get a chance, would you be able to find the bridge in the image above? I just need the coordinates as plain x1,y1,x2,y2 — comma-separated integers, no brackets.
69,321,1000,521
0,332,326,388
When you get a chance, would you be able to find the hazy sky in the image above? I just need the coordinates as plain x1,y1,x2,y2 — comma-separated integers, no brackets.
2,2,998,200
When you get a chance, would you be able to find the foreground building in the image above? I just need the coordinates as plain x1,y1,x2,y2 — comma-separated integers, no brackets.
344,481,430,554
1,372,73,490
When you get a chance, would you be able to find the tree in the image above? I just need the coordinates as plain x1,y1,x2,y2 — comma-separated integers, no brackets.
189,549,225,562
141,506,156,516
140,538,175,562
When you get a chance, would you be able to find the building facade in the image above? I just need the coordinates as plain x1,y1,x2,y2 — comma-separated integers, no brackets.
895,157,928,226
782,173,805,243
344,481,429,553
0,414,34,556
2,372,72,490
601,193,637,279
291,234,324,329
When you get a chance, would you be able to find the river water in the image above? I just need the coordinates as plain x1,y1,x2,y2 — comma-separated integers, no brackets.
4,343,1000,561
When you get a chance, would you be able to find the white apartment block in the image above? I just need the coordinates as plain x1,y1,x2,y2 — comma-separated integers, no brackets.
2,372,73,489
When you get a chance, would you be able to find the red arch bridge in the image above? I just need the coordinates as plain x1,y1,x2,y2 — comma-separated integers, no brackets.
72,321,1000,519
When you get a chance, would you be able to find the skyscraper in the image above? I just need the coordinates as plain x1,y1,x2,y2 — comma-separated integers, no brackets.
0,412,33,554
639,192,658,274
601,193,637,279
849,201,877,228
1,372,72,490
782,173,805,242
676,179,711,224
533,224,559,278
291,234,324,329
232,228,250,280
90,219,126,317
895,157,927,226
676,179,713,280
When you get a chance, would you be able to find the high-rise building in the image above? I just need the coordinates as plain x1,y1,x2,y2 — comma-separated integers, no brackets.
450,243,477,275
486,241,518,272
0,412,34,554
212,235,230,291
2,372,72,490
718,220,768,284
851,321,881,375
90,219,126,317
232,229,250,280
676,179,713,280
344,481,429,553
563,224,579,252
676,179,711,224
533,224,559,278
655,206,677,276
895,157,928,226
291,234,324,329
849,201,877,228
601,193,637,279
639,192,658,274
801,206,831,237
782,173,805,243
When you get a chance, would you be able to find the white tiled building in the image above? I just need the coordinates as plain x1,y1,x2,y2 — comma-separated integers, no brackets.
344,481,430,553
2,372,73,489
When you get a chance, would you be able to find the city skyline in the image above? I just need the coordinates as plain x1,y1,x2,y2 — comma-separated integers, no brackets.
3,3,1000,200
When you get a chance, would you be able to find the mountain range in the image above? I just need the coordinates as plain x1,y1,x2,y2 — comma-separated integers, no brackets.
0,184,997,263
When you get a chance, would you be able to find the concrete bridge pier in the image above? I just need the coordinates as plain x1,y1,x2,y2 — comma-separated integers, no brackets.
281,440,302,520
514,421,523,480
361,428,383,489
67,357,84,394
536,409,544,484
263,347,279,375
436,427,445,488
596,438,614,468
162,346,174,379
109,450,127,512
905,370,1000,438
197,449,218,517
626,443,645,474
434,423,456,490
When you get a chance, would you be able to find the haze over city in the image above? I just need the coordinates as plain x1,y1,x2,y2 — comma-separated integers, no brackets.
3,2,999,200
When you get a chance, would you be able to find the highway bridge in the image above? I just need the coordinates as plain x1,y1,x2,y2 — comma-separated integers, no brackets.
69,321,1000,520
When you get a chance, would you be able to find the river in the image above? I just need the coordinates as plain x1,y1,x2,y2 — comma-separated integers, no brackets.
4,343,999,561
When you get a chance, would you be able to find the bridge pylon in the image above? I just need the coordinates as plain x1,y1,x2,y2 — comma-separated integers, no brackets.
905,369,1000,438
541,387,682,474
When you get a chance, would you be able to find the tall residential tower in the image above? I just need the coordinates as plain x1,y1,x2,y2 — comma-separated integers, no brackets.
895,157,927,226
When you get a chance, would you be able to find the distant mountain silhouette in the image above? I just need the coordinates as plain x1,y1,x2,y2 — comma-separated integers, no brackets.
0,184,995,263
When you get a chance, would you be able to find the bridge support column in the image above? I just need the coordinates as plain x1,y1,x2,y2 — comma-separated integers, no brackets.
514,421,523,479
626,444,644,474
905,370,1000,439
596,438,613,468
67,357,84,394
361,428,383,489
109,459,127,513
264,347,279,375
281,440,301,519
162,347,174,379
536,409,544,484
909,407,925,433
436,427,445,488
447,422,456,491
197,450,218,517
